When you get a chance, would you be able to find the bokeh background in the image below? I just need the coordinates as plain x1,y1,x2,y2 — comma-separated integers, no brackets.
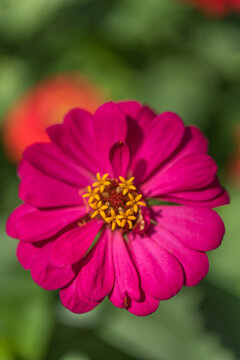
0,0,240,359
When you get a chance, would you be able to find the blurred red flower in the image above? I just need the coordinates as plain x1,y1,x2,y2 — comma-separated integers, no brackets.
2,74,105,162
184,0,240,15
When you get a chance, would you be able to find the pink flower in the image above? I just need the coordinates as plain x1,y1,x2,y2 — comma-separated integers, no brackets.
6,101,229,316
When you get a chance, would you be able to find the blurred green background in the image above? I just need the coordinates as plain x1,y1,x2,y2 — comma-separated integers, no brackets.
0,0,240,359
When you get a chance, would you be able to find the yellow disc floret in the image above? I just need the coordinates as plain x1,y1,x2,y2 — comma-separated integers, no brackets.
117,209,136,229
126,193,146,213
105,208,122,230
89,200,108,218
92,173,111,192
82,185,100,204
118,176,136,195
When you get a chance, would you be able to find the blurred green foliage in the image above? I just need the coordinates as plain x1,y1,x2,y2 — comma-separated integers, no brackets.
0,0,240,359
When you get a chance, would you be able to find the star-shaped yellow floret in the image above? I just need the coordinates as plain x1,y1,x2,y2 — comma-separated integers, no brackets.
118,176,136,195
89,200,108,218
105,208,122,230
117,209,136,229
92,173,111,192
126,193,146,213
82,185,100,203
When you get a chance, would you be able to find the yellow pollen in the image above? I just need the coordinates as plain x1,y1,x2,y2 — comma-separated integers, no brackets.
82,185,100,204
92,172,111,192
126,193,146,213
89,200,108,218
119,176,136,195
117,209,136,229
81,173,145,231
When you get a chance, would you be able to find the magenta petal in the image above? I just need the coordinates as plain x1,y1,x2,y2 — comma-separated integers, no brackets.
18,159,40,179
51,220,102,266
170,126,208,163
23,143,93,187
47,109,103,174
151,226,209,287
93,102,127,173
118,101,143,118
136,106,157,127
129,234,184,300
127,294,159,316
15,206,86,242
132,112,185,184
77,228,114,302
198,189,230,207
143,154,217,196
109,231,141,308
31,241,75,290
19,172,83,208
6,204,34,238
109,141,130,178
160,185,229,208
152,205,225,251
17,241,40,270
60,276,100,314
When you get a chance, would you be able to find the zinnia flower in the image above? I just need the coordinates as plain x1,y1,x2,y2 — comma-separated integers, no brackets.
183,0,240,15
2,73,104,163
6,101,229,316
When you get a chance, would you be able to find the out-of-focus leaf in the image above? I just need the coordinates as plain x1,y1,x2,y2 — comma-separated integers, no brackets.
0,0,79,41
193,23,240,78
0,58,30,119
54,40,139,100
59,353,91,360
45,322,139,360
201,282,240,359
141,56,218,126
101,0,190,46
98,289,236,360
0,214,54,360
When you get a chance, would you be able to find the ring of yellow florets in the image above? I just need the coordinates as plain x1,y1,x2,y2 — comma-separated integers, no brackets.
82,173,146,231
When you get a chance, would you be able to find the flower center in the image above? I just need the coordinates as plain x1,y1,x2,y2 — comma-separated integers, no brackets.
82,173,146,231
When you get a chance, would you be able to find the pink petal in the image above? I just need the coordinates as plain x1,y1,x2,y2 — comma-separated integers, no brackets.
171,126,208,161
197,189,230,207
18,159,40,179
125,105,156,163
17,241,41,270
160,182,229,208
23,142,93,187
47,109,104,174
51,220,102,266
6,204,34,238
60,277,100,314
118,101,156,124
77,228,114,302
93,102,127,174
109,231,141,308
109,141,130,178
129,234,184,300
151,226,209,287
15,206,86,242
31,241,75,290
136,105,157,127
132,112,185,184
118,101,143,118
19,172,83,208
152,205,225,251
127,294,160,316
142,154,217,197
